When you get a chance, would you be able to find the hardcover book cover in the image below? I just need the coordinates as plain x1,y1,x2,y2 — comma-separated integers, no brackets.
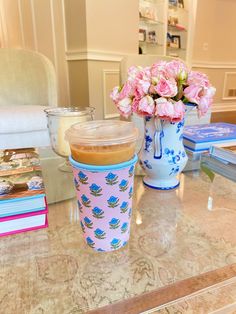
0,208,48,237
183,123,236,151
0,148,46,217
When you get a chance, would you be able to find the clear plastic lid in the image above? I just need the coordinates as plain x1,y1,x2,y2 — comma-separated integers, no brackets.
65,120,139,146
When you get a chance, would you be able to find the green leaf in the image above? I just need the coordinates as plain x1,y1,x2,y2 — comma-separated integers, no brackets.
201,164,215,182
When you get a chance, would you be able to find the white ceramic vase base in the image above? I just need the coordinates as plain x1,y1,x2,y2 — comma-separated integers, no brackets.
143,176,180,190
139,117,188,191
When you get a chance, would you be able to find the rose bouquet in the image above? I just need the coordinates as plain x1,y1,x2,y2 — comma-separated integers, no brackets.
110,60,216,122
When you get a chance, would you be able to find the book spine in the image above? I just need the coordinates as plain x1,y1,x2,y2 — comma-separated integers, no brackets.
0,216,48,237
0,207,48,222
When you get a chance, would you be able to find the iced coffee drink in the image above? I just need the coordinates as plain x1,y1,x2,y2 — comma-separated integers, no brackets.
65,120,138,165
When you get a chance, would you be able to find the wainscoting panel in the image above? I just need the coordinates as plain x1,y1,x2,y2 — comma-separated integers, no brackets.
0,0,70,105
103,70,120,119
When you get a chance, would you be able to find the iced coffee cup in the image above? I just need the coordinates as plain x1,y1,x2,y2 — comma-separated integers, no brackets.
65,120,138,165
65,120,139,252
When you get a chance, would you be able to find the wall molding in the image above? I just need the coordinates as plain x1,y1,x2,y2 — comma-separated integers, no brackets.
66,50,124,62
30,0,37,51
17,0,25,48
0,1,8,47
192,61,236,69
103,69,120,119
212,102,236,112
222,72,236,100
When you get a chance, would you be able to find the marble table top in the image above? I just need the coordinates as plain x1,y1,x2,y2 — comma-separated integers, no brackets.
0,171,236,313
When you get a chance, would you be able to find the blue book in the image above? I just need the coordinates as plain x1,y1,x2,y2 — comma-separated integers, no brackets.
0,148,47,218
183,123,236,152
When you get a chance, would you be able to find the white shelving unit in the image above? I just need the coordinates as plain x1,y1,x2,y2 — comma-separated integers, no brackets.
139,0,196,65
139,0,168,56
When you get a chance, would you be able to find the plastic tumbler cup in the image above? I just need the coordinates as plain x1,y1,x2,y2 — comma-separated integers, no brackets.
65,120,139,252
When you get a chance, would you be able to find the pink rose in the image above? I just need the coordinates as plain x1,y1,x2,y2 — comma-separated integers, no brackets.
183,84,203,104
187,71,210,87
138,95,155,116
155,98,185,122
205,86,216,98
172,100,185,122
155,77,178,97
134,79,150,98
150,61,167,77
133,67,152,98
110,86,120,103
198,96,213,117
166,60,188,81
128,66,142,80
116,97,132,118
119,81,133,99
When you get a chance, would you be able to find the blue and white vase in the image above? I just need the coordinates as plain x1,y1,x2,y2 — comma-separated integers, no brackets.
139,117,188,190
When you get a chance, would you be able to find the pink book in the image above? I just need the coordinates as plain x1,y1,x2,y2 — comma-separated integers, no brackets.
0,208,48,237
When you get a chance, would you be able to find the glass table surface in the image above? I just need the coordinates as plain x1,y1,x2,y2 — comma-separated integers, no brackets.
0,162,236,313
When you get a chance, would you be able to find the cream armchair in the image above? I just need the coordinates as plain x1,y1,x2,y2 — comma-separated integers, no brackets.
0,48,57,149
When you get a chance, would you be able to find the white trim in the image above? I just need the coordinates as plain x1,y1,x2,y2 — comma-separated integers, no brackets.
30,0,38,51
61,0,68,52
186,0,197,67
192,61,236,69
66,50,124,62
61,0,71,104
49,0,58,72
103,69,120,119
17,0,25,47
212,102,236,112
222,72,236,100
0,1,8,47
104,113,120,119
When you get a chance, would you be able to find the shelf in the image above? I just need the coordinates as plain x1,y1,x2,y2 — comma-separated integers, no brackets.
168,4,189,12
167,46,186,51
168,24,187,32
140,16,164,25
141,0,165,4
139,41,164,46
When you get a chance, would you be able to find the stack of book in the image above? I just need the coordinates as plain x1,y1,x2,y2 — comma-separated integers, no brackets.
183,122,236,171
201,144,236,182
0,148,48,237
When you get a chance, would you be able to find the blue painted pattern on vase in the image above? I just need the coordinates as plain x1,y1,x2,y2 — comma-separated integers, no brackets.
139,117,188,189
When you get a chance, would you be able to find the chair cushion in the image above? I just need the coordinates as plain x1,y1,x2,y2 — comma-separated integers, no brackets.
0,105,48,134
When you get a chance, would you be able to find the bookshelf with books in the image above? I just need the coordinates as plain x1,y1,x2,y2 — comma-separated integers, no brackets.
139,0,168,55
138,0,196,64
0,148,48,236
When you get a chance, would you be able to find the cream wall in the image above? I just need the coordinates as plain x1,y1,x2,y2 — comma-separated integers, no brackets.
64,0,139,119
86,0,139,54
192,0,236,112
0,0,70,106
